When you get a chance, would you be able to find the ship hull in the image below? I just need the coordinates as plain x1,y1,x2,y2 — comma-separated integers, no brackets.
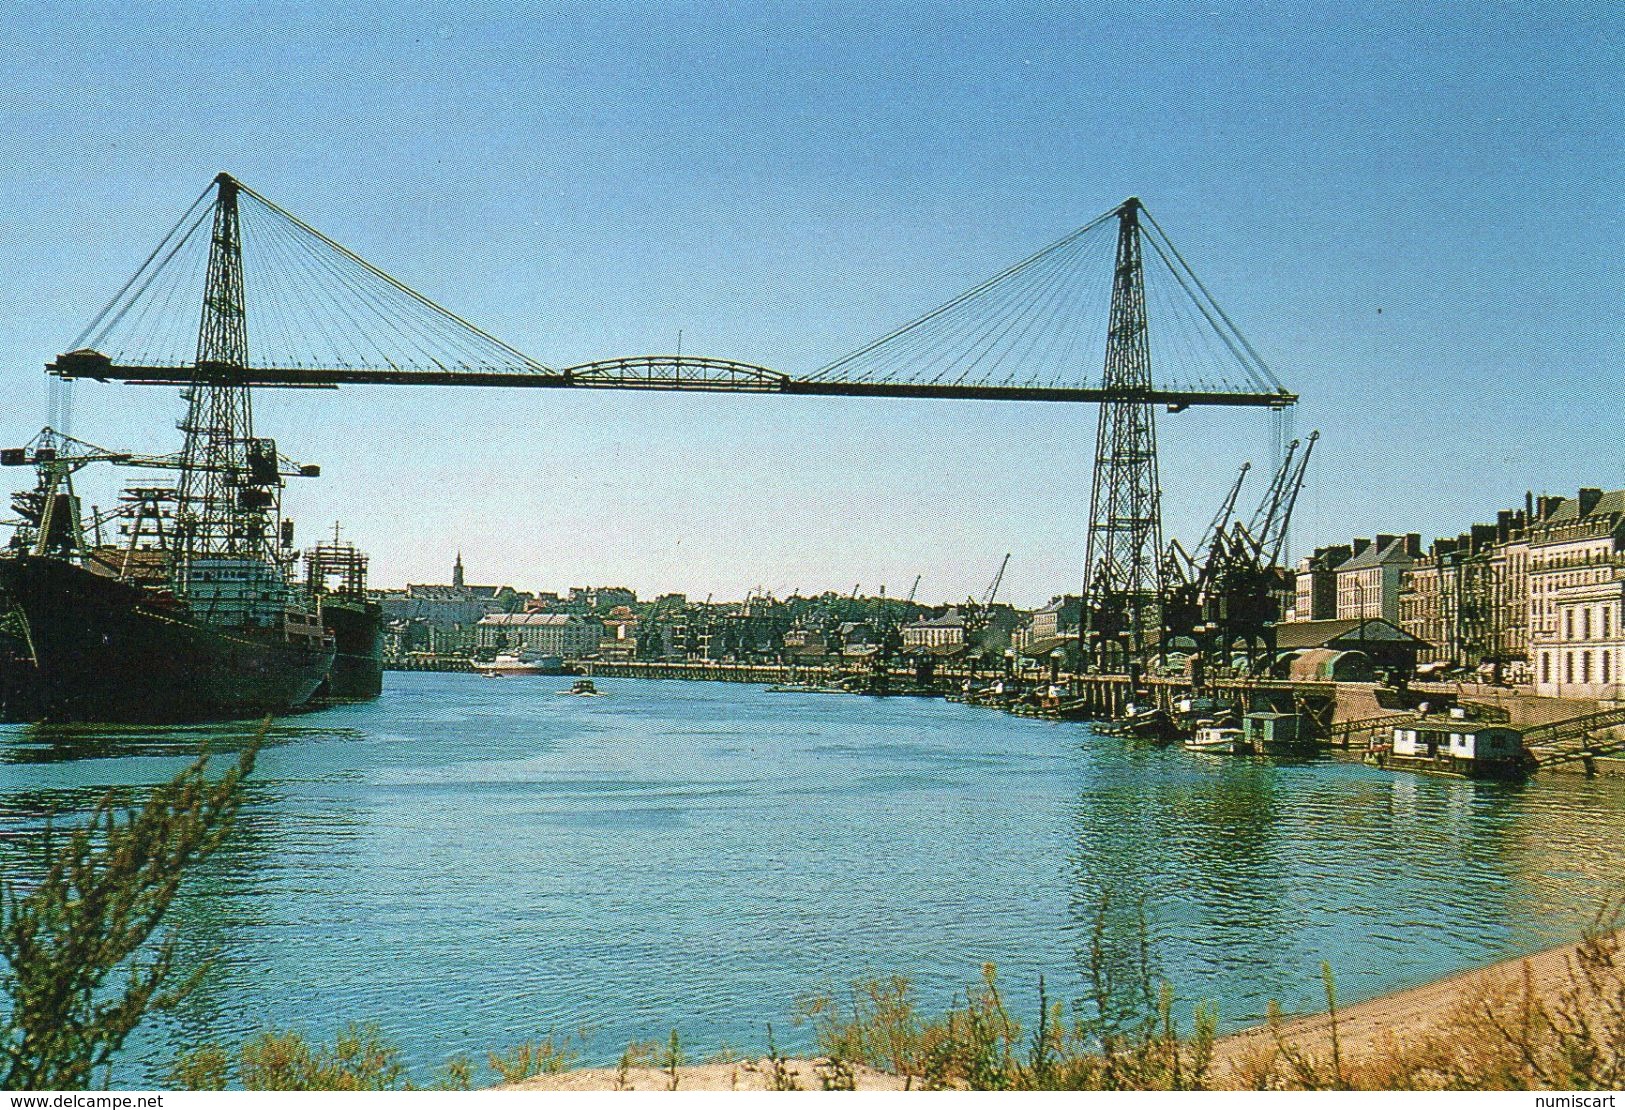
315,597,384,701
1,632,43,723
0,555,335,723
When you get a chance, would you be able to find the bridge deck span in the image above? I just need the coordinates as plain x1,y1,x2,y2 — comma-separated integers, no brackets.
50,353,1297,408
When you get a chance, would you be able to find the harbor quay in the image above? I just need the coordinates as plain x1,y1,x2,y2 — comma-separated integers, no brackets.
359,480,1625,781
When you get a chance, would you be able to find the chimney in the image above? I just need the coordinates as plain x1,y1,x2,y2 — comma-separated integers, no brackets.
1404,533,1422,557
1496,509,1513,544
1538,495,1563,520
1352,537,1371,557
1525,490,1534,517
1578,488,1604,516
1472,523,1498,552
1434,537,1457,558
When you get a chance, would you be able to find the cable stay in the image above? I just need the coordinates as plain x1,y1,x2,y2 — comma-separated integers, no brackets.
806,198,1294,406
55,173,549,382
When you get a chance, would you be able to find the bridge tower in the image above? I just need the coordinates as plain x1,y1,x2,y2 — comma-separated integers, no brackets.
173,174,286,586
1082,198,1164,674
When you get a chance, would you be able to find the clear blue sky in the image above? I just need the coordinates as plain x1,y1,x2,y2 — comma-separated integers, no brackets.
1,1,1619,604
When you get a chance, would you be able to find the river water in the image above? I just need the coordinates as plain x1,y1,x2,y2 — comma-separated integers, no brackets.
3,672,1623,1085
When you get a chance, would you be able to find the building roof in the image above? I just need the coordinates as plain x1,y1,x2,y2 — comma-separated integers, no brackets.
1275,617,1428,650
404,584,467,599
1337,537,1416,572
1541,489,1625,524
906,607,966,629
478,612,597,627
1015,635,1077,658
404,583,512,600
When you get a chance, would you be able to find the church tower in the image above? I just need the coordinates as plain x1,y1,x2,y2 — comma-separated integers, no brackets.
452,551,465,590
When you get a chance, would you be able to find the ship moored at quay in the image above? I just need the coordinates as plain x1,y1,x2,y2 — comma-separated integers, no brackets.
1,429,383,724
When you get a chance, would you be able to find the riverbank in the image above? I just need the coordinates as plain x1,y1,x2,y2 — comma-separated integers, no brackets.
505,927,1624,1091
1209,925,1625,1088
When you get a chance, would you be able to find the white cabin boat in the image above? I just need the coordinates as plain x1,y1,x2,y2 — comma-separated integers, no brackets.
1184,722,1254,755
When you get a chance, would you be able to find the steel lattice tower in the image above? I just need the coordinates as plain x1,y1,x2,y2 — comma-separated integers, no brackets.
1083,198,1164,671
174,174,277,570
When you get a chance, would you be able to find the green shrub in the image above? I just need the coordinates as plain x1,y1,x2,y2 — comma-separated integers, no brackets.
1,737,260,1090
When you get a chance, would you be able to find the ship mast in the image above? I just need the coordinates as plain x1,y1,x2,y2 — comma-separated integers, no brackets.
173,174,285,592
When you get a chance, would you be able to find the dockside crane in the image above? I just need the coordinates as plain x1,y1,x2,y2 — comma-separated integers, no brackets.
982,553,1011,607
1203,431,1319,671
3,426,316,565
1164,461,1250,590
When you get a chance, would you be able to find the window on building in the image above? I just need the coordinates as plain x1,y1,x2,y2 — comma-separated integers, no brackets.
1542,653,1552,684
1583,608,1592,640
1565,653,1574,684
1566,610,1574,640
1582,652,1592,684
1603,652,1612,685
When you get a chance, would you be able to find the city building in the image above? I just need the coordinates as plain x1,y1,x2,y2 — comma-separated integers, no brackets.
373,554,531,655
1027,595,1082,642
902,608,967,650
476,612,604,658
1398,506,1529,671
1526,488,1625,699
1014,599,1080,676
1290,545,1351,623
782,627,830,659
598,606,639,660
569,586,638,613
1334,534,1420,622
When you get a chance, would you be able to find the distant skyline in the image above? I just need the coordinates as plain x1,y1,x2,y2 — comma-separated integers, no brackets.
1,2,1619,605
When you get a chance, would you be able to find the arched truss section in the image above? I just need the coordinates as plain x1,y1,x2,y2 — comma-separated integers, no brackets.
558,356,789,393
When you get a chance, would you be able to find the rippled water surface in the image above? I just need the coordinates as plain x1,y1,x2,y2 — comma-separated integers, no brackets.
4,673,1624,1084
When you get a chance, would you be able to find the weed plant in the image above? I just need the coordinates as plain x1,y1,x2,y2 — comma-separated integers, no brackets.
1,736,261,1090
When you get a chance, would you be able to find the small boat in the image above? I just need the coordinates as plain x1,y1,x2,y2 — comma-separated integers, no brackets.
1184,723,1255,755
558,678,604,697
1172,695,1238,735
765,682,843,694
1098,705,1178,742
